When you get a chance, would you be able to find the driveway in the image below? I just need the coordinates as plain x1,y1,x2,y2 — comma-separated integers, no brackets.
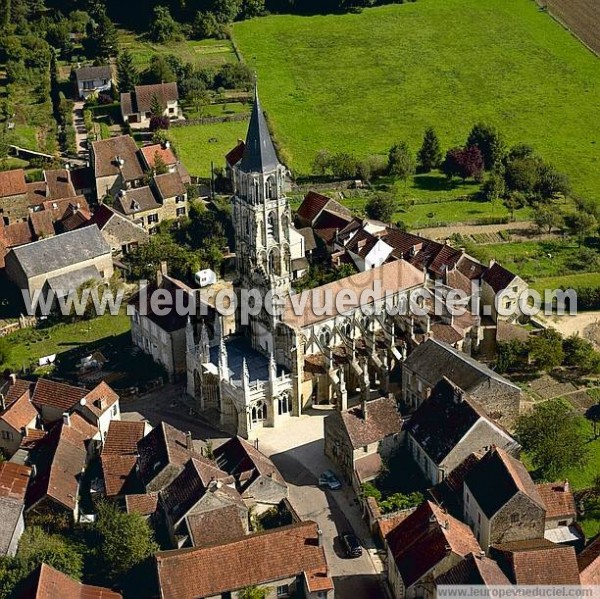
72,100,89,157
256,412,388,599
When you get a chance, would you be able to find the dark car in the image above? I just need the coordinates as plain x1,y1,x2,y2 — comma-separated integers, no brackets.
341,533,362,558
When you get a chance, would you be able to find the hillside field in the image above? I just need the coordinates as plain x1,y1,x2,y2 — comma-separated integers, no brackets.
233,0,600,198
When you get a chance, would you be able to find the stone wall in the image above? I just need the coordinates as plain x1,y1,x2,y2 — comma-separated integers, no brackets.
490,492,546,546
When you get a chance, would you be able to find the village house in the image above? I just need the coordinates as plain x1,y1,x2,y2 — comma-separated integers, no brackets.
386,500,482,599
91,135,146,199
19,563,122,598
402,338,521,426
481,260,529,323
121,82,182,128
100,420,148,498
72,64,113,100
153,172,188,219
213,436,288,511
74,381,121,442
578,536,600,585
4,225,113,299
406,378,520,486
536,480,581,546
125,492,159,520
490,538,580,584
184,503,248,548
324,395,403,490
155,521,334,599
30,377,88,425
159,456,247,549
0,462,31,556
463,446,546,549
0,378,39,457
434,552,510,587
0,169,28,224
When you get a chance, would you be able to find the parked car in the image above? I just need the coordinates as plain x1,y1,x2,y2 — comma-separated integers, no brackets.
341,533,362,558
318,469,342,490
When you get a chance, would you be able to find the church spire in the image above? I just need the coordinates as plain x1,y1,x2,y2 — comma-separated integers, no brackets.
239,80,279,174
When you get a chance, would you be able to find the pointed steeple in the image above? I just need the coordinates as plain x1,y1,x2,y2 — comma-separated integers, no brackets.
239,81,279,174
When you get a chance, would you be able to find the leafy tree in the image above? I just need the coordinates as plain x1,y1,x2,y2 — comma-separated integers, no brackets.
417,126,442,172
528,328,564,371
482,171,506,202
312,149,331,176
442,146,483,182
360,482,382,502
365,192,396,223
379,491,423,514
566,211,597,246
329,152,357,179
563,334,600,373
215,62,253,89
504,156,540,195
149,115,170,132
388,141,416,184
466,122,505,170
86,7,118,60
211,0,243,23
516,399,589,480
125,236,200,280
149,5,181,43
536,163,570,200
0,336,12,367
92,500,158,585
143,55,177,85
586,404,600,439
117,50,139,94
533,205,562,234
239,586,269,599
242,0,265,17
496,340,528,373
152,153,169,175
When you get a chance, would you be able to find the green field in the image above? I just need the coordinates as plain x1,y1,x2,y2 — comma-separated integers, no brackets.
169,120,249,177
532,273,600,293
119,30,237,70
233,0,600,198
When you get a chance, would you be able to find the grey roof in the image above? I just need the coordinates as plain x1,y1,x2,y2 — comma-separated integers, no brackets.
74,65,112,84
10,226,110,278
45,266,101,296
404,339,519,392
0,497,23,555
239,86,280,173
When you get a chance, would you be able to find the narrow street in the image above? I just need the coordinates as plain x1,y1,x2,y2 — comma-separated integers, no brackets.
72,100,88,157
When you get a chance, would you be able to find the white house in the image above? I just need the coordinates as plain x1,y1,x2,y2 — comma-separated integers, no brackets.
73,65,112,100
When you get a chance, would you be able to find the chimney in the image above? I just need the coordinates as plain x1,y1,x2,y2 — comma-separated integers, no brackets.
362,397,368,420
563,480,570,493
185,431,193,451
0,394,5,412
62,412,71,427
317,528,323,547
8,373,16,386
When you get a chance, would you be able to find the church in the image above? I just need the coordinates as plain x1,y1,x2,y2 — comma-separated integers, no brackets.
185,87,484,439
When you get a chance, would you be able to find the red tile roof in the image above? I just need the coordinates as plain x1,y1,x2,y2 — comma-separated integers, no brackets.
578,535,600,585
5,379,33,404
92,135,144,181
29,211,55,238
42,196,90,221
0,221,33,247
386,501,481,589
536,481,576,519
139,144,177,169
134,82,178,114
125,492,159,516
435,552,510,585
0,462,31,501
186,505,246,547
155,521,333,599
296,191,330,223
44,169,76,200
0,169,27,198
101,454,139,497
482,261,517,293
19,563,122,598
31,378,88,415
1,391,38,432
225,140,245,167
81,382,119,419
103,420,146,455
153,172,185,200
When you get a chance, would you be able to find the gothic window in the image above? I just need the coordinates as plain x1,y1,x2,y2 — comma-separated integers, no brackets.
251,401,267,423
269,248,281,276
319,327,331,346
343,321,352,338
253,179,260,204
278,392,293,415
266,175,277,200
268,211,278,241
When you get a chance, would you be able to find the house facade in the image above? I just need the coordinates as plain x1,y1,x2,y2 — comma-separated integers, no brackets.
121,83,182,128
73,65,112,100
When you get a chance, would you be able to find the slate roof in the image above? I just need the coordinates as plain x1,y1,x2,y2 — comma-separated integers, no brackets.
296,227,317,252
403,338,519,392
329,395,403,450
464,446,544,519
155,521,333,599
9,226,110,278
386,501,481,589
0,169,27,198
491,538,580,585
92,135,145,181
133,82,178,114
74,65,112,84
406,378,492,464
435,552,511,586
31,378,88,414
239,87,279,173
120,92,133,117
578,535,600,585
482,261,517,293
153,172,185,200
46,266,100,295
19,563,122,598
186,505,246,547
214,436,286,493
114,187,160,215
536,482,576,519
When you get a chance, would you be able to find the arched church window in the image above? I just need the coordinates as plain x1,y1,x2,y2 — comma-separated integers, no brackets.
320,327,331,346
269,248,281,276
267,211,278,241
252,401,267,423
278,392,293,415
343,321,353,338
266,175,277,200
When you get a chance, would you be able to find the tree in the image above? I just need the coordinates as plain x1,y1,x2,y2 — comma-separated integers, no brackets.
312,149,331,176
388,141,416,185
193,11,223,39
0,336,12,367
211,0,243,23
152,152,168,175
117,49,139,94
533,205,562,234
86,8,118,60
528,328,564,372
566,211,597,246
215,62,253,89
586,404,600,439
504,156,540,195
365,192,396,223
149,115,170,132
92,500,158,585
563,334,600,373
496,340,528,373
417,126,442,172
242,0,265,17
516,399,589,480
442,146,483,182
150,93,163,118
466,122,506,170
482,171,506,202
536,163,570,200
149,6,181,43
143,55,177,85
238,586,269,599
329,152,357,179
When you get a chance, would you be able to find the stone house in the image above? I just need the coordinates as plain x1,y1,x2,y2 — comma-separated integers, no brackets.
406,378,520,486
0,169,28,224
155,521,334,599
121,83,181,128
85,204,149,256
324,395,403,491
72,65,112,100
481,260,529,323
434,552,510,586
113,186,163,234
152,172,188,220
386,500,482,599
91,135,146,199
402,338,521,427
4,226,113,299
463,446,546,550
0,379,39,458
537,481,581,545
159,456,247,549
214,436,288,512
0,462,31,556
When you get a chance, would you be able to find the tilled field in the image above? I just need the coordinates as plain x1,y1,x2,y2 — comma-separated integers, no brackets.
541,0,600,55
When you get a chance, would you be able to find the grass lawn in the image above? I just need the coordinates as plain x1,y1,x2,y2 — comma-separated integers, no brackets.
119,30,237,70
531,273,600,294
168,120,249,177
0,314,131,372
233,0,600,200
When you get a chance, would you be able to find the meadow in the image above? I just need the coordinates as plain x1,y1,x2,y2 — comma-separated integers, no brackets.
233,0,600,198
